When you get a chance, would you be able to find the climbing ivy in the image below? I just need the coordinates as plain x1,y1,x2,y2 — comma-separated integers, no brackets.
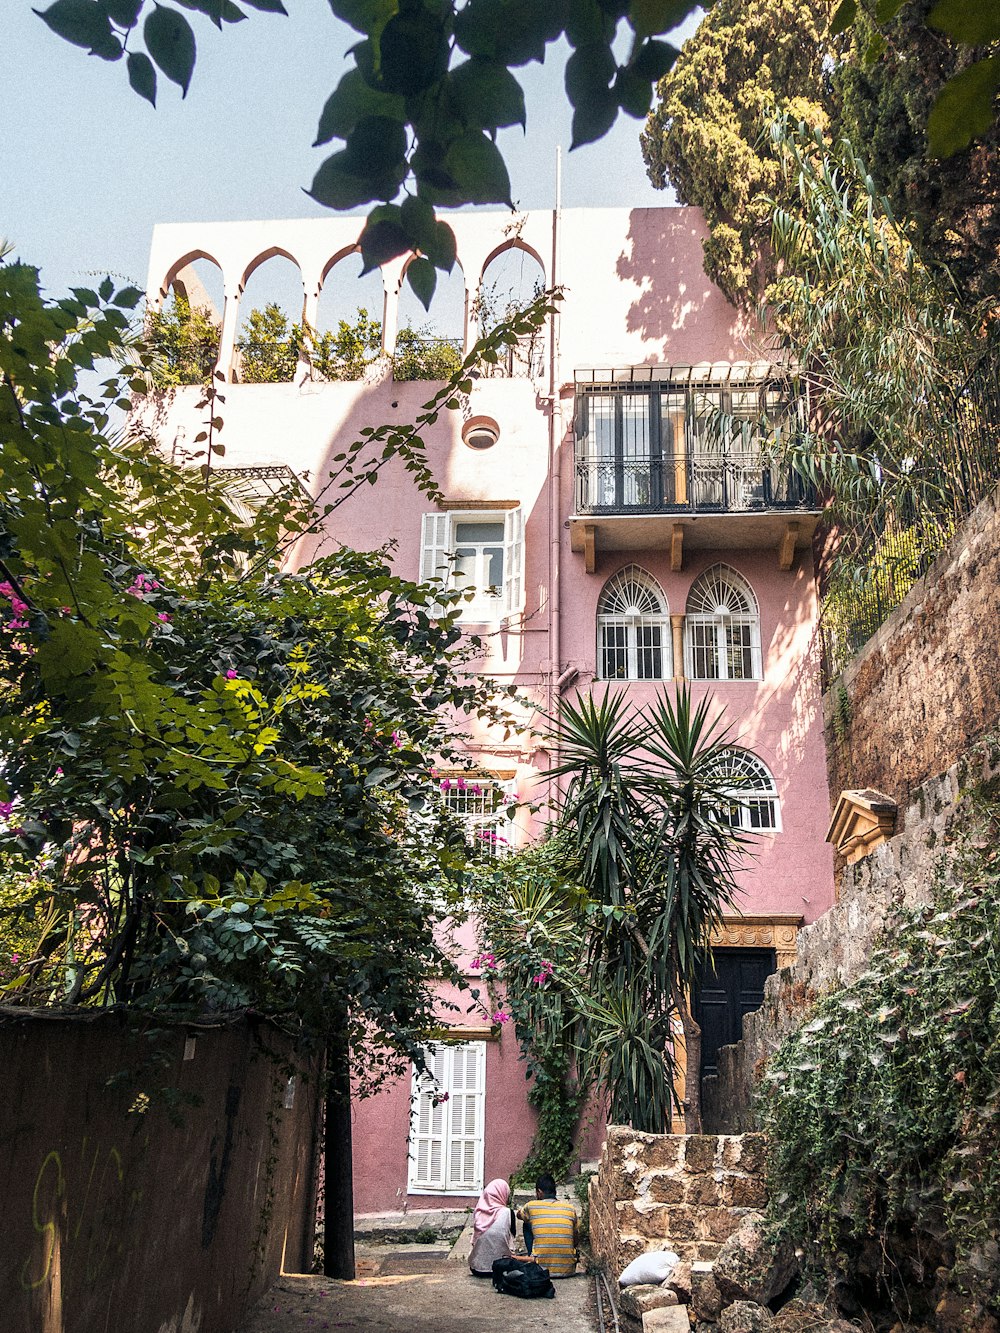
759,779,1000,1294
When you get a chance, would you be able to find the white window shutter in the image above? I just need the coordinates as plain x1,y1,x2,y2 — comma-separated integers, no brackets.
444,1042,485,1193
408,1045,448,1192
420,512,451,586
502,507,524,617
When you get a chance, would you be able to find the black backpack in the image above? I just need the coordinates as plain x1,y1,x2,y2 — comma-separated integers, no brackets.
491,1257,556,1299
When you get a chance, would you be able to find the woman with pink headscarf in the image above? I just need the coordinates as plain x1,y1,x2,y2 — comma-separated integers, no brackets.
469,1177,517,1276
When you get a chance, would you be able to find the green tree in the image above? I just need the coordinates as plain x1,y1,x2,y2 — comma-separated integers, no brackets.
392,326,464,382
145,290,221,386
641,0,835,304
236,302,303,384
0,257,556,1059
546,686,750,1133
311,306,384,380
641,0,1000,306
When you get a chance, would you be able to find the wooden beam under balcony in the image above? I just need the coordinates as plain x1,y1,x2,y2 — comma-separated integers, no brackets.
778,520,799,570
670,522,684,572
569,521,598,573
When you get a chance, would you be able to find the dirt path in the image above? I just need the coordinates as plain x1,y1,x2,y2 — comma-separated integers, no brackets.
237,1246,600,1333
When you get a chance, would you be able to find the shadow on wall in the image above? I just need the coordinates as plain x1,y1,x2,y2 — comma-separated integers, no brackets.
617,209,755,362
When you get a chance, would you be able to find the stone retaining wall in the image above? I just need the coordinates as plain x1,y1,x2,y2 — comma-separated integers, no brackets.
589,1127,768,1279
826,482,1000,811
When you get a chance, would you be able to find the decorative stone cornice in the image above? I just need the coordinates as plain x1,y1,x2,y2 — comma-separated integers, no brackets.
710,915,803,969
826,788,898,864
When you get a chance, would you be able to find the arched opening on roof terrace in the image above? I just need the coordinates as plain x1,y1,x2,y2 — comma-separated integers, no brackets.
314,248,386,381
233,249,306,384
475,241,547,379
149,251,225,387
393,256,466,383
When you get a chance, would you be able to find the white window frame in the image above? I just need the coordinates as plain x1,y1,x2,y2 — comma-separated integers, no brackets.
408,1040,486,1195
684,565,762,681
439,773,517,858
715,748,781,832
596,565,671,681
420,509,524,621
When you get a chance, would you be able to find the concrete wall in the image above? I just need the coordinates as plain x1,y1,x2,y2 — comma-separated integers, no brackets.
589,1126,767,1279
1,1010,320,1333
826,483,1000,808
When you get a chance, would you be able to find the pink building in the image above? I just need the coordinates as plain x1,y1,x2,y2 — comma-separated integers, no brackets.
143,206,833,1215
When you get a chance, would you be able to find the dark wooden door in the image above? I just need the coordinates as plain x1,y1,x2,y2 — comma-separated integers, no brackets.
692,948,776,1077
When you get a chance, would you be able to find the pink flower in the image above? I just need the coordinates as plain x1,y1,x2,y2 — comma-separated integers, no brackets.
491,1010,510,1025
226,669,238,679
391,731,402,748
60,607,72,615
456,776,466,790
440,778,451,791
55,767,63,777
157,612,171,623
0,582,13,599
0,801,13,819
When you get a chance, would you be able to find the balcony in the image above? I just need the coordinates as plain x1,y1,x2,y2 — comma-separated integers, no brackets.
569,371,821,570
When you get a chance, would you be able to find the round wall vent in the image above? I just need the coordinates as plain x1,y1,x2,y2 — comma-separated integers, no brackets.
462,416,500,450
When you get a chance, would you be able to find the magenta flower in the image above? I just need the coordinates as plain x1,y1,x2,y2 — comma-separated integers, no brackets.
157,612,171,623
392,731,402,748
491,1010,510,1025
440,778,451,791
0,801,13,820
55,767,64,777
226,669,238,679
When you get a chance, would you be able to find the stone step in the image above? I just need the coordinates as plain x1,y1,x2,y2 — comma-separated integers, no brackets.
642,1307,691,1332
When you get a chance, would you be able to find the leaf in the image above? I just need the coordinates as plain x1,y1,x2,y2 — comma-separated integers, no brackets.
566,40,616,104
454,0,561,65
927,56,1000,158
358,205,410,272
631,37,678,81
127,50,157,104
379,9,449,97
448,57,526,131
570,90,618,148
327,0,396,36
313,68,405,146
443,130,513,205
873,0,906,20
628,0,695,39
113,284,145,306
241,0,286,10
407,257,437,311
307,150,405,209
144,4,196,95
401,193,437,255
616,67,652,118
344,115,408,175
928,0,1000,43
99,0,142,23
829,0,857,36
34,0,122,58
424,219,457,273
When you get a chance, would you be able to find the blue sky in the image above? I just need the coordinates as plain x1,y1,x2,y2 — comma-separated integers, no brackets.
2,2,695,300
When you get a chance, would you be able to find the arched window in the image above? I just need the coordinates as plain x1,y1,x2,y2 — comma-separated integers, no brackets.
713,749,781,831
685,566,762,681
597,566,671,680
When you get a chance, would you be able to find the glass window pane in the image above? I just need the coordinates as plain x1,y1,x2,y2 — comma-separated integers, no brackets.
485,546,504,587
454,522,504,544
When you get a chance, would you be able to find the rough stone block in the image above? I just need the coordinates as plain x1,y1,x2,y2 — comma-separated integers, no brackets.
683,1136,719,1173
648,1174,686,1205
619,1284,679,1319
685,1175,722,1206
698,1206,743,1244
690,1262,722,1322
665,1258,692,1303
644,1135,684,1171
728,1174,768,1209
713,1213,798,1306
635,1205,686,1240
642,1307,691,1333
720,1300,775,1332
738,1135,768,1176
720,1137,744,1169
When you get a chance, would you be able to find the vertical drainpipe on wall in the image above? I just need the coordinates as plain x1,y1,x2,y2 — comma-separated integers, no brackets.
547,148,563,775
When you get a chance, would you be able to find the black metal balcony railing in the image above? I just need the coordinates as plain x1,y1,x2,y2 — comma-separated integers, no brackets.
574,449,815,515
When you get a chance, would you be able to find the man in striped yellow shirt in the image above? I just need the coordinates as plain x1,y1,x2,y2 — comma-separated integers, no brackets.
517,1174,579,1277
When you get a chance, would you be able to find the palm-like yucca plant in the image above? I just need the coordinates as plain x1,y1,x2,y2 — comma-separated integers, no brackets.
546,684,750,1133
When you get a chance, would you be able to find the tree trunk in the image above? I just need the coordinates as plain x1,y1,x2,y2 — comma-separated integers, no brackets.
674,985,703,1135
323,1022,355,1279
